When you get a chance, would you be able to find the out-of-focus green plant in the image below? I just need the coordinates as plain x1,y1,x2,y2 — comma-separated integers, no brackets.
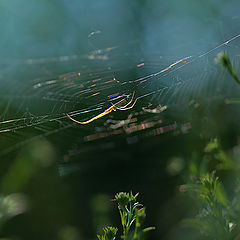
0,193,28,234
215,52,240,104
182,173,229,239
97,192,154,240
0,139,74,240
181,138,240,240
204,138,234,171
215,52,240,84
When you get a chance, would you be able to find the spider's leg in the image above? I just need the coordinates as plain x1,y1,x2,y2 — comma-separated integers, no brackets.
66,113,89,124
66,107,112,125
119,91,135,109
117,98,138,111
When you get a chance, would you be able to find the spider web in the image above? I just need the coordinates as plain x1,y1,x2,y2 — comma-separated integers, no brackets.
0,12,240,169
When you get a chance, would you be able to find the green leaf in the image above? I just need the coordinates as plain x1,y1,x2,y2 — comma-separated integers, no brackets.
142,227,156,232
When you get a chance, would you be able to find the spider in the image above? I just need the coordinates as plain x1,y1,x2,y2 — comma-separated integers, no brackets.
66,92,137,125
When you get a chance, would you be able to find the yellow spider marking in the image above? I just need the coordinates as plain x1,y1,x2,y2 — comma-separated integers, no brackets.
67,92,137,125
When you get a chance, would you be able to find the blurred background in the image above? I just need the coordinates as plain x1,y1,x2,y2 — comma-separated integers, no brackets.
0,0,240,239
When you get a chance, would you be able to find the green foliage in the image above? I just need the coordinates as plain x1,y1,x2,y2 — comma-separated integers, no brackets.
215,52,240,84
182,138,240,240
215,52,240,105
97,192,154,240
97,227,118,240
